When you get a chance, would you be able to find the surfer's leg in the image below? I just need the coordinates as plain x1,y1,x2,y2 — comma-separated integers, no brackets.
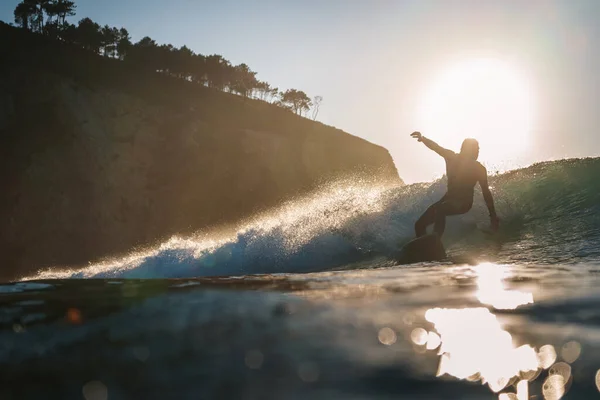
433,201,472,236
433,210,447,236
415,202,441,237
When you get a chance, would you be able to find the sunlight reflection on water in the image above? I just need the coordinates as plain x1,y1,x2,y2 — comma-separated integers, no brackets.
420,263,578,399
424,307,538,393
475,263,534,310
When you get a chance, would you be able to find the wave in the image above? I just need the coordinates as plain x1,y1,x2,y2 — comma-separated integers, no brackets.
26,157,600,280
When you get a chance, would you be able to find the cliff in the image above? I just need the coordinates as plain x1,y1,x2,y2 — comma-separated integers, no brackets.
0,22,401,281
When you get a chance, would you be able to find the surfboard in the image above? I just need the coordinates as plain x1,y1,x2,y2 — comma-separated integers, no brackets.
395,234,447,264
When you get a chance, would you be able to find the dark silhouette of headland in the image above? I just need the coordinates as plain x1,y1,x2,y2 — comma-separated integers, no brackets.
0,2,400,281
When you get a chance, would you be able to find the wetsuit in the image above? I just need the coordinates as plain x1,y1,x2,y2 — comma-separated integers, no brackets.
415,137,497,237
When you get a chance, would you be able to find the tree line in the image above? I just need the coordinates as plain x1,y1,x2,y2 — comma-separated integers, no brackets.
12,0,323,119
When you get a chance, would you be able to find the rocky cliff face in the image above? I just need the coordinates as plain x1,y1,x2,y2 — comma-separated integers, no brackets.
0,23,401,281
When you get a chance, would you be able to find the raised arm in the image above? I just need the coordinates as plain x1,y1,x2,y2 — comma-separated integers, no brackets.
478,167,500,231
410,131,454,159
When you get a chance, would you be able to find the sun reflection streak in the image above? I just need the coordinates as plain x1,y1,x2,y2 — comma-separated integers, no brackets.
425,307,538,393
475,263,534,310
516,379,528,400
418,264,584,399
419,265,544,393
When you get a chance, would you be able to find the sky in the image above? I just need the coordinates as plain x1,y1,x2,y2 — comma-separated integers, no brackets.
2,0,600,183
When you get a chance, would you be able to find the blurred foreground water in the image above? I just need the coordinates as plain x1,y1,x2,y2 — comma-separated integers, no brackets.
2,262,600,399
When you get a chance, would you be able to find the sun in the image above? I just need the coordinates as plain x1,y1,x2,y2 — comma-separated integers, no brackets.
417,58,535,169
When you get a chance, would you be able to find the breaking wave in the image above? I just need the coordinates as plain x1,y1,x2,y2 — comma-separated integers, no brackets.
27,157,600,280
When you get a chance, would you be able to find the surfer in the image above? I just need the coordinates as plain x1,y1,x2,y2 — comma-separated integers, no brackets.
410,132,500,237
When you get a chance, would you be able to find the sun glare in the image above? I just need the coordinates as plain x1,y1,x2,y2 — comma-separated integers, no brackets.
417,58,534,169
413,264,583,399
475,263,534,310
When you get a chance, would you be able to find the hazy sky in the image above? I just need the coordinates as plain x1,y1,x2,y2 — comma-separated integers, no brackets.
2,0,600,182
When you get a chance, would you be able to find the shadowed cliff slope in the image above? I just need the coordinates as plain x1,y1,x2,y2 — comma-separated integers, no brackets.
0,23,401,281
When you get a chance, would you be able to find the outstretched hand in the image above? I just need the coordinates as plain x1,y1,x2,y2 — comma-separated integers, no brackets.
410,131,423,142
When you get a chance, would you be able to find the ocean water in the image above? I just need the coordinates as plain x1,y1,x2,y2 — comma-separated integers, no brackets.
2,157,600,399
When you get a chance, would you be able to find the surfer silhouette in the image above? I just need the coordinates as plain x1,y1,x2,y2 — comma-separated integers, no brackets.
410,132,499,237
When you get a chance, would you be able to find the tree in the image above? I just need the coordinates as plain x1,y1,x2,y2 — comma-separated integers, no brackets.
101,25,119,57
126,36,162,71
43,0,59,25
280,89,312,115
53,0,76,25
116,28,131,60
190,54,207,85
229,63,258,98
157,44,175,73
13,1,35,30
171,45,195,79
269,87,279,103
205,54,231,90
311,95,323,120
14,0,76,32
75,17,103,53
255,81,278,101
31,0,51,32
59,22,77,43
43,20,62,37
